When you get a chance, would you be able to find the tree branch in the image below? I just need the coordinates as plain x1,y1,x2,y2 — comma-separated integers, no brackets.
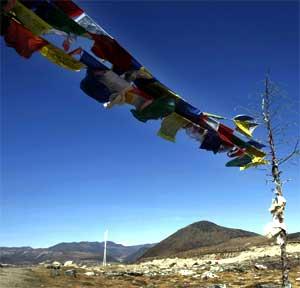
278,140,300,165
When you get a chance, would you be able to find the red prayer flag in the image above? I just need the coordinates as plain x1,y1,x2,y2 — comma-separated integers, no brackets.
52,0,84,18
4,20,47,59
91,34,132,73
217,124,235,147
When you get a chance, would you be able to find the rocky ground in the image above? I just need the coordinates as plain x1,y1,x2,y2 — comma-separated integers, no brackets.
1,243,300,288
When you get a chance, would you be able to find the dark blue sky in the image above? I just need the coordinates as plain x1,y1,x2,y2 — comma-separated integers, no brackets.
1,1,299,247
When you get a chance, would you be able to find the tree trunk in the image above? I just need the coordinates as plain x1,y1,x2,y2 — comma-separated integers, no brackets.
263,76,290,288
280,231,290,287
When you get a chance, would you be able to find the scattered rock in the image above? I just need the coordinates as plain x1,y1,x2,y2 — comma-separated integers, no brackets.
127,271,143,276
178,269,195,276
52,261,61,269
254,284,281,288
201,271,219,280
210,265,224,273
63,261,77,268
255,263,268,270
84,271,95,276
64,269,77,277
131,279,147,286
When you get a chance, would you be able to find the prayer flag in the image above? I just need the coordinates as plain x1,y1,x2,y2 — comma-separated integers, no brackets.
4,19,47,58
131,97,176,122
40,43,86,71
175,99,201,123
91,34,132,73
52,0,84,18
80,50,108,70
31,1,87,36
240,156,269,170
11,0,52,35
158,113,190,142
233,115,258,138
80,68,111,103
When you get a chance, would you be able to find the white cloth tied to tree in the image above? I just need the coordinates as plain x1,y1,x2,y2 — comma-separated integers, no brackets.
265,192,287,246
269,195,286,214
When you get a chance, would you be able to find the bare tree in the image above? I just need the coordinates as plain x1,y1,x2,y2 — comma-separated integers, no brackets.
261,74,299,287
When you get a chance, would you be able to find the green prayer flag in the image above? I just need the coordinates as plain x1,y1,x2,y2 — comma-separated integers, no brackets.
35,2,86,36
226,155,252,167
131,97,176,123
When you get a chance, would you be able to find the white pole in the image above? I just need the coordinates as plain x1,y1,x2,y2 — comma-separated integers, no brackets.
103,230,108,266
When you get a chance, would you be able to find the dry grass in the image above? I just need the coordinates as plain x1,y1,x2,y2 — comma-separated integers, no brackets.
1,265,299,288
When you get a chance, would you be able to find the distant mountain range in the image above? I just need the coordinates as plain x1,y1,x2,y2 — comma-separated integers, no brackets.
0,241,154,265
1,221,299,265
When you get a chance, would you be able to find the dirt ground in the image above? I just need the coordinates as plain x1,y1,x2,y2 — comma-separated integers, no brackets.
1,266,300,288
0,267,43,288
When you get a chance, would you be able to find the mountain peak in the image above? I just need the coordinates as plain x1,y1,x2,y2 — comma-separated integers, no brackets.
140,220,258,259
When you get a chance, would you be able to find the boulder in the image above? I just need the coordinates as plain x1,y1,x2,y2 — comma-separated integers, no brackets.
64,261,78,268
84,271,95,276
52,261,61,269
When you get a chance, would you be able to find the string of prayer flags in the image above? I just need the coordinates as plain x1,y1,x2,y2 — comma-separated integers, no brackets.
0,0,269,170
157,113,191,142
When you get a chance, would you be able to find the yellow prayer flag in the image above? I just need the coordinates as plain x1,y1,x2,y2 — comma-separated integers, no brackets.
240,156,269,170
157,113,190,142
40,44,86,71
234,119,258,138
12,0,52,35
